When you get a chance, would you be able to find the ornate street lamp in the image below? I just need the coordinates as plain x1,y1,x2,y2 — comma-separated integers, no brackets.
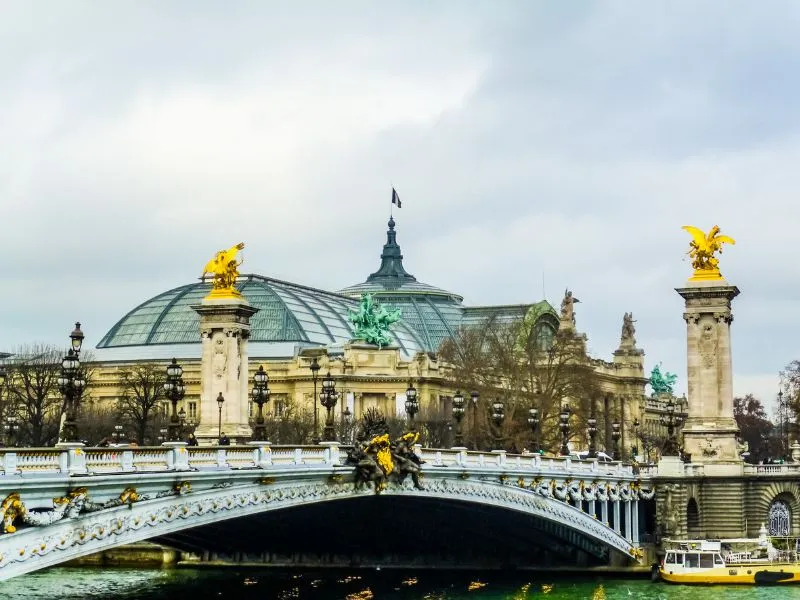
112,424,123,444
527,407,540,453
320,371,339,442
250,365,271,442
309,357,321,443
163,358,186,443
405,380,419,429
491,398,505,450
660,397,685,457
611,421,622,460
58,322,87,444
587,400,598,458
452,390,466,447
470,391,479,449
559,403,571,456
587,416,598,459
70,322,85,354
216,392,225,441
4,415,19,447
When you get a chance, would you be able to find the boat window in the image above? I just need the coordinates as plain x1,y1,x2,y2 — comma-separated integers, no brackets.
699,553,714,568
665,552,675,564
714,554,724,566
685,553,699,568
675,553,684,565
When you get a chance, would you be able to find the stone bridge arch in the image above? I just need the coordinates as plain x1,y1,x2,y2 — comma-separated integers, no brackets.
0,474,639,581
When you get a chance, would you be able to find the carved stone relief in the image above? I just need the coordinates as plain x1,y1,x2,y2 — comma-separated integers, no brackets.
699,320,717,368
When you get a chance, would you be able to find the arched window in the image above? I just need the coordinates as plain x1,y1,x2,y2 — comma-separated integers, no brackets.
687,498,700,531
534,324,555,351
769,500,791,536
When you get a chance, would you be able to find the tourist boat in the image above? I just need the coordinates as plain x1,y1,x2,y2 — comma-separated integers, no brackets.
660,538,800,585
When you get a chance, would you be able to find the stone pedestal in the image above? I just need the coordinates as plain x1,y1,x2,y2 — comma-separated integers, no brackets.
676,280,740,464
192,297,259,445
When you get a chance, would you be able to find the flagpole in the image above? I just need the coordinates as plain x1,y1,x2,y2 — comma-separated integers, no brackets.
390,184,393,217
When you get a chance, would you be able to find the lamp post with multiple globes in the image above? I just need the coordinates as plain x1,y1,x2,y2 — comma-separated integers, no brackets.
58,323,86,445
452,391,466,447
250,365,271,442
163,358,186,443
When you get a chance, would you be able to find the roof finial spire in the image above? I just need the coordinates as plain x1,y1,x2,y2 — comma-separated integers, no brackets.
366,216,416,283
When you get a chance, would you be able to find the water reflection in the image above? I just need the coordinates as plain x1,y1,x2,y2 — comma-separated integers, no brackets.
3,567,800,599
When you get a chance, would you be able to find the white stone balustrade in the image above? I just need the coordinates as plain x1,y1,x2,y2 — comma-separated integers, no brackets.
0,446,638,478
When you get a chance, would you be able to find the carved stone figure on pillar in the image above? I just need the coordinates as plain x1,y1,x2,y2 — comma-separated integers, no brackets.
559,289,579,327
620,312,637,347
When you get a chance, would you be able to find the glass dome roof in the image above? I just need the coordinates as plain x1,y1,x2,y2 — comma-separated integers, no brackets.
97,275,427,356
337,216,465,350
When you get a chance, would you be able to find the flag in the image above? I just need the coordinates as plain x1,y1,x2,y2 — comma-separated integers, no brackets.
391,188,402,208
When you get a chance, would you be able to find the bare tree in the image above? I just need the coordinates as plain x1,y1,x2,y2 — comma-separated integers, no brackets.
4,345,64,447
439,314,600,453
117,363,166,444
77,403,120,446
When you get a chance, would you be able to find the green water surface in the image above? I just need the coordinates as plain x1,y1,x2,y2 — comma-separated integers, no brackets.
2,567,800,600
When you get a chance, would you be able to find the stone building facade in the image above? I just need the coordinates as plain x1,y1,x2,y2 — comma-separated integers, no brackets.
88,217,651,451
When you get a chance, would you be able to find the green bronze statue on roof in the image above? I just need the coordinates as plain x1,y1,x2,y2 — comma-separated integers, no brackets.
649,363,678,396
349,294,402,348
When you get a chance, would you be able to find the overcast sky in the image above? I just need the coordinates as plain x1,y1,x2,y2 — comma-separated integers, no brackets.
2,1,798,410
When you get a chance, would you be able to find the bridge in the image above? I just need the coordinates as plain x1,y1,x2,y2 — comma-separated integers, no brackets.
0,445,653,581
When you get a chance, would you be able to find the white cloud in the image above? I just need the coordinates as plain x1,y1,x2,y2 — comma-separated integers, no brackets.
1,2,798,407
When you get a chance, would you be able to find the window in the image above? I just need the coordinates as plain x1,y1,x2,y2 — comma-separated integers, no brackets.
188,402,197,419
699,554,714,568
769,500,791,536
665,552,675,564
685,553,699,568
714,554,724,566
273,398,286,418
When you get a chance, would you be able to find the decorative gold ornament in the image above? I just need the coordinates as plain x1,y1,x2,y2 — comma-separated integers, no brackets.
370,433,394,476
201,242,245,299
119,487,139,505
258,477,276,485
328,474,344,484
682,225,735,281
1,493,25,533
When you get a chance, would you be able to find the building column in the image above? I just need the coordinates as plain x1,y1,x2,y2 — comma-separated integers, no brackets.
613,501,621,534
601,501,609,526
589,500,596,519
624,501,633,541
632,500,640,544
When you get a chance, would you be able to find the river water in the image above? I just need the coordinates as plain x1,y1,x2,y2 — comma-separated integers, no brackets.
4,567,800,600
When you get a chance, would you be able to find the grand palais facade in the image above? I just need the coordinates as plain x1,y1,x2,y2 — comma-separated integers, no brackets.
89,217,650,455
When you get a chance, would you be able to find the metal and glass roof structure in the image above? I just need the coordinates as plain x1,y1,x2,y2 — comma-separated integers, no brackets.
96,217,558,362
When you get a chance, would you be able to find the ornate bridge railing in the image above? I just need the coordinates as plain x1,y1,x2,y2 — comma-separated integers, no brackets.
0,446,638,478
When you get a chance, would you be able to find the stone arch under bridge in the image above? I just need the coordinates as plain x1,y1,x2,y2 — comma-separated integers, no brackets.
0,446,649,581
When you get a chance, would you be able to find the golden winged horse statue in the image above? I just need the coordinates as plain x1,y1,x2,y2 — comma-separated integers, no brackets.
201,242,245,298
682,225,735,280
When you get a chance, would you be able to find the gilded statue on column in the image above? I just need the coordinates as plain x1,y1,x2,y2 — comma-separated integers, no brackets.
201,242,245,299
682,225,735,281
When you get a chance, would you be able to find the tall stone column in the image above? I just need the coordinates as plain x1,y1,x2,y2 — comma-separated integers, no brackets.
192,297,259,444
676,281,740,468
